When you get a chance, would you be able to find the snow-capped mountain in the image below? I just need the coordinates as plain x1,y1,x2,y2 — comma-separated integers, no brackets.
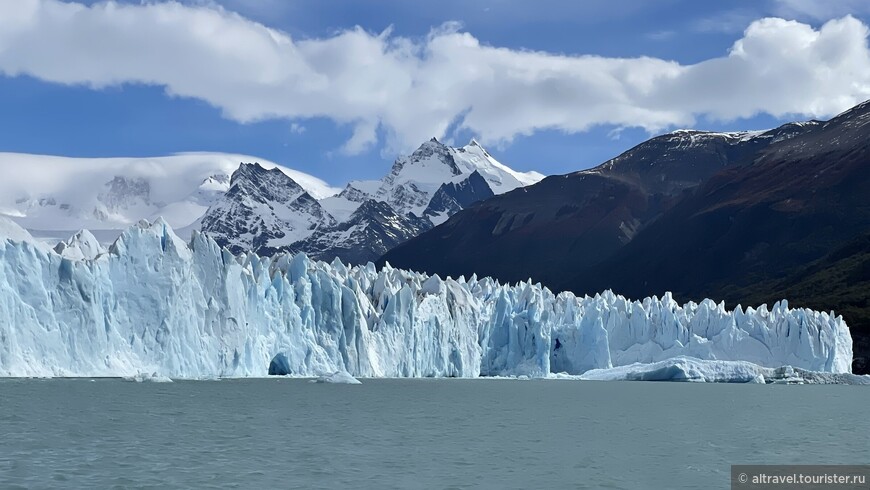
0,152,338,241
374,137,542,218
199,163,336,255
1,140,541,263
317,138,541,223
200,138,543,263
290,199,432,264
305,138,541,262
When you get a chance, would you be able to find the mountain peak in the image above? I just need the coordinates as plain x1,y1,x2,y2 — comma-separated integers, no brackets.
231,162,284,185
230,162,304,192
419,137,448,152
201,163,335,255
399,138,461,172
462,137,494,159
228,162,306,202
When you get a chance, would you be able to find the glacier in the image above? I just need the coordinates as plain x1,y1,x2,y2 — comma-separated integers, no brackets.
0,217,854,379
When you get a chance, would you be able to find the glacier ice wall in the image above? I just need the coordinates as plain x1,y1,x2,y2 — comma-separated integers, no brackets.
0,219,853,378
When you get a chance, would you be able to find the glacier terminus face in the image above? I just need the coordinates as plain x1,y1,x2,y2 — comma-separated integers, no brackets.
0,218,853,379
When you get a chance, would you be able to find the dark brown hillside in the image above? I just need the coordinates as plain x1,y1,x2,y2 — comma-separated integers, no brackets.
381,124,812,286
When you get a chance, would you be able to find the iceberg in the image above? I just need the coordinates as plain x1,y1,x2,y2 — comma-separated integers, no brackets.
311,372,362,384
575,357,869,384
0,218,854,379
123,372,173,383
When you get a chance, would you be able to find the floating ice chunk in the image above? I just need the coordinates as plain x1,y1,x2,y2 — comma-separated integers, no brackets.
123,372,173,383
578,357,773,382
578,357,869,384
311,372,362,384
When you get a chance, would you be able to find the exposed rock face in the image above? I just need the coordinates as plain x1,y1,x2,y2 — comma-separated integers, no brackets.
200,163,335,255
290,199,432,265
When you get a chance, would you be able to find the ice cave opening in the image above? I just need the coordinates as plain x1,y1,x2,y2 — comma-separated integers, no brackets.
268,353,292,376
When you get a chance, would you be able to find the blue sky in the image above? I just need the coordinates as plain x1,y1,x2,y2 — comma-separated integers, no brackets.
2,0,870,184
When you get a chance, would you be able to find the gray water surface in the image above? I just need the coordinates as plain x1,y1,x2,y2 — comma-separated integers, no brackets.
1,379,867,489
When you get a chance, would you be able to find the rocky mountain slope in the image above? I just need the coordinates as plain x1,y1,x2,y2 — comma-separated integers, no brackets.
381,124,817,285
289,199,432,264
198,163,336,255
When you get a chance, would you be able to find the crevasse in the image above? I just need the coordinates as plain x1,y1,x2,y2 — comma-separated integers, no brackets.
0,218,853,378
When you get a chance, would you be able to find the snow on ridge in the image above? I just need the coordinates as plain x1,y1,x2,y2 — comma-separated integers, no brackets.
0,219,853,379
457,139,545,189
373,138,543,218
664,128,770,142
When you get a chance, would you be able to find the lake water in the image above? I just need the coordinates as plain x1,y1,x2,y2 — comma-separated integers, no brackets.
1,378,867,489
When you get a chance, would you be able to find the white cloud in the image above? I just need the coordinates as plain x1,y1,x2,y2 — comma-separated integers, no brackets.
339,120,379,155
1,0,870,155
289,122,305,134
773,0,870,21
